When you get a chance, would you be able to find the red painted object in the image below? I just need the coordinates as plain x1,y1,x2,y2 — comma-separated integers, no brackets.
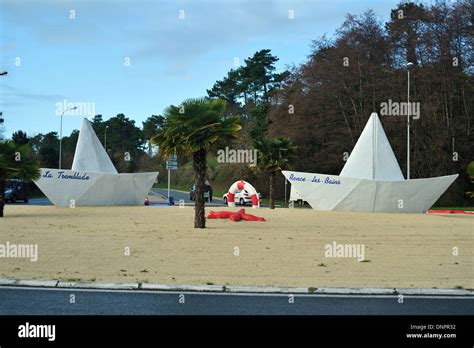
226,180,260,208
207,209,265,222
229,213,241,222
240,212,265,221
427,210,474,215
208,211,235,219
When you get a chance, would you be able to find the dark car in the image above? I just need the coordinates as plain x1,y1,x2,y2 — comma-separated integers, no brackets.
189,184,212,202
4,179,29,203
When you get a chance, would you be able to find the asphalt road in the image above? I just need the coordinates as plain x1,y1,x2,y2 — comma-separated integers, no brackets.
152,188,223,204
8,189,217,206
11,198,52,206
0,287,472,315
152,188,284,208
16,190,285,207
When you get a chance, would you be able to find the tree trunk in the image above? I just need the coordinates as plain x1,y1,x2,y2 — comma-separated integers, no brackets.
269,172,275,210
0,179,5,218
193,148,207,228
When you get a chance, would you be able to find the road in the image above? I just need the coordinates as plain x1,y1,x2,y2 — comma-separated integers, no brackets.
152,188,223,204
152,188,284,208
17,190,285,208
9,189,220,207
0,287,472,315
12,197,52,206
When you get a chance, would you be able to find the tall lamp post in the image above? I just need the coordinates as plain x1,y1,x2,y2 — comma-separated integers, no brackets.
59,106,78,169
104,125,109,152
406,62,414,180
0,71,7,217
0,72,6,143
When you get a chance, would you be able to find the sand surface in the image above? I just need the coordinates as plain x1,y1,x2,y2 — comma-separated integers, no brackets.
0,205,472,289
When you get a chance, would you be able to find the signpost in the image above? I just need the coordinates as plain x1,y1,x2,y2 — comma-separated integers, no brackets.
166,154,178,203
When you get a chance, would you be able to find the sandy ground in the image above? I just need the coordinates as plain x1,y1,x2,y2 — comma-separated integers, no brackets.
0,205,472,289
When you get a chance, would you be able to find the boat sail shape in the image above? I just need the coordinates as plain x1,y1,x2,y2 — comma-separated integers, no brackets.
34,118,158,207
283,113,458,213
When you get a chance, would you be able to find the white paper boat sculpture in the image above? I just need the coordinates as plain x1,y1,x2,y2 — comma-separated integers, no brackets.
34,118,158,207
283,113,458,213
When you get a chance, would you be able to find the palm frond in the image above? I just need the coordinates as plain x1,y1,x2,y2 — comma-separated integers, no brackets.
150,98,241,156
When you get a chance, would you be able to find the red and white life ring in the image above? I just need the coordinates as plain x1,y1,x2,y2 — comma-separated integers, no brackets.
227,180,259,209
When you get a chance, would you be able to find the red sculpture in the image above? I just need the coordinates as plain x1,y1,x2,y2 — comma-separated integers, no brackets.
208,209,265,222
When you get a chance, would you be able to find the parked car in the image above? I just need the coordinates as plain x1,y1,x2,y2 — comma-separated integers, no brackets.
4,179,29,203
223,189,261,206
189,184,212,202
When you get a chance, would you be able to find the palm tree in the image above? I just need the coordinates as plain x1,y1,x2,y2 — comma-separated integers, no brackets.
0,140,41,217
253,137,297,209
151,98,241,228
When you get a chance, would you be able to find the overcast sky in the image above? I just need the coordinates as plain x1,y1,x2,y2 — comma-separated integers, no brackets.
0,0,401,138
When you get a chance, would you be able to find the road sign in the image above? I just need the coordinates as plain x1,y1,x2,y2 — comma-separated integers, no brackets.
166,163,177,170
166,155,178,170
166,155,178,203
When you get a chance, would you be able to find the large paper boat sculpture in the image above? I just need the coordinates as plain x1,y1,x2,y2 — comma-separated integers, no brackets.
283,113,458,213
34,118,158,207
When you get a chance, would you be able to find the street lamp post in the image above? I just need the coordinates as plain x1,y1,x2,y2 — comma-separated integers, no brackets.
1,73,7,141
59,106,78,169
406,62,414,180
104,126,109,152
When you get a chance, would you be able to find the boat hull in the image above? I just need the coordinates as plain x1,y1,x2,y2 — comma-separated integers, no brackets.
34,168,158,207
282,171,458,213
